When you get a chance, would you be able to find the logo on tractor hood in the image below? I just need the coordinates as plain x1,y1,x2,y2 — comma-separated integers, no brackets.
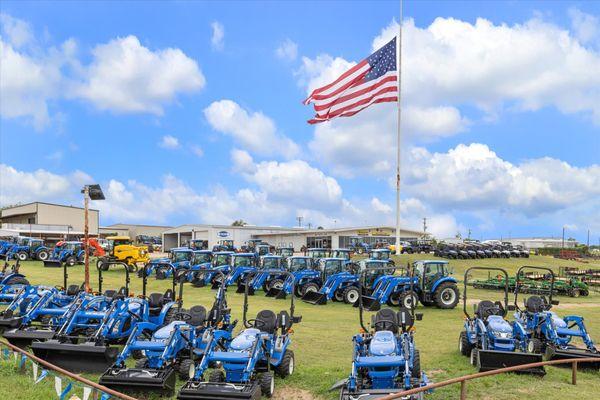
217,231,230,238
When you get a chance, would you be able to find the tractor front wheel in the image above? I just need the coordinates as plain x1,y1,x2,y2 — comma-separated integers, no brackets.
209,369,224,383
135,358,147,369
17,251,28,261
275,350,295,377
259,372,275,397
434,283,459,309
65,256,77,267
267,279,284,293
459,331,472,356
178,359,195,380
527,338,543,354
470,348,480,368
333,289,344,302
412,349,421,378
301,283,319,296
343,287,360,305
37,250,49,261
398,291,418,309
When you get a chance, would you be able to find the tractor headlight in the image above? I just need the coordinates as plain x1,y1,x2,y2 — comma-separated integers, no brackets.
494,331,512,339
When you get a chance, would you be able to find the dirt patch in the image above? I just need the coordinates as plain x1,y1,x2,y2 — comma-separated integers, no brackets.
426,369,446,377
273,387,319,400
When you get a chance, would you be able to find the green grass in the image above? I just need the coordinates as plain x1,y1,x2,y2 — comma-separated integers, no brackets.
1,254,599,399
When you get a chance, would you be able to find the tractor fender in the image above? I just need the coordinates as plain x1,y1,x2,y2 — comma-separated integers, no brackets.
430,276,457,293
1,273,26,284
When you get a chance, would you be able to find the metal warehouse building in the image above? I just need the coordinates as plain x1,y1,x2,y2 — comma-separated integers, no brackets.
99,223,172,239
162,224,423,251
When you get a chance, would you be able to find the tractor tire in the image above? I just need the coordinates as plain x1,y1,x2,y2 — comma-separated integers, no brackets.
527,338,543,354
156,269,166,280
434,282,459,309
259,372,275,398
209,369,225,383
398,291,418,309
459,331,472,356
3,276,29,286
294,284,303,298
178,359,195,380
135,358,147,369
65,256,77,267
275,350,295,378
412,349,421,378
569,288,580,298
581,289,589,297
387,292,401,307
267,279,284,293
37,250,49,261
470,348,480,368
343,286,360,305
301,282,320,296
17,251,28,261
99,261,110,271
132,350,145,360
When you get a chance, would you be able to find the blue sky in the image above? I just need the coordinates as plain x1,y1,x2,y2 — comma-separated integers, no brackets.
1,1,599,243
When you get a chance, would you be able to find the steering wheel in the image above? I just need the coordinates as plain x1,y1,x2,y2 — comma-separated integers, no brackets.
483,305,501,318
246,319,267,329
373,320,397,331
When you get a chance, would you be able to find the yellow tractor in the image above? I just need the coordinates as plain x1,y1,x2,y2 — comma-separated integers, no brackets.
97,236,150,272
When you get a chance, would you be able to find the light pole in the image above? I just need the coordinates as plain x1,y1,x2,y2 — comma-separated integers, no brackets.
66,225,72,240
82,184,105,292
562,226,565,249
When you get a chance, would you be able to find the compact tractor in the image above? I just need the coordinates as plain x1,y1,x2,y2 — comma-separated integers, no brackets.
4,237,50,261
97,236,149,272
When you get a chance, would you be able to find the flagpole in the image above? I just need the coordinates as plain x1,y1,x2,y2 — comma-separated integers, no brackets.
395,0,403,255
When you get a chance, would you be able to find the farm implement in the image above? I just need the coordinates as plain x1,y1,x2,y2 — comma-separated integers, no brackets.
265,255,317,299
512,266,600,370
459,267,544,375
239,255,286,295
99,271,236,396
0,260,29,304
301,257,355,305
471,271,589,298
178,270,301,400
332,267,428,400
4,237,50,261
31,264,183,372
43,241,86,268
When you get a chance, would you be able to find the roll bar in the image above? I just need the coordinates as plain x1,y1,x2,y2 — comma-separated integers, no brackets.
96,260,129,297
242,269,301,330
463,266,510,320
141,262,182,307
514,266,558,311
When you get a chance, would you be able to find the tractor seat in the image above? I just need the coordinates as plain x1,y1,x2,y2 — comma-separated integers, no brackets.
188,305,207,327
372,309,398,333
476,300,504,320
103,287,126,299
525,296,547,313
254,310,277,334
369,330,397,356
487,315,512,334
230,328,260,351
66,285,81,297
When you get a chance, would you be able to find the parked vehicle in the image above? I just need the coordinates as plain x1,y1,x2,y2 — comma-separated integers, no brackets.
5,237,50,261
98,236,149,272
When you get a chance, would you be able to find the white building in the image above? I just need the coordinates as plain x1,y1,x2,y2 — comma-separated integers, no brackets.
162,224,423,251
495,237,578,250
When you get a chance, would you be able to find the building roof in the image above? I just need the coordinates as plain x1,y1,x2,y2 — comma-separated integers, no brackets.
106,223,173,228
163,224,305,234
254,225,423,237
0,201,99,217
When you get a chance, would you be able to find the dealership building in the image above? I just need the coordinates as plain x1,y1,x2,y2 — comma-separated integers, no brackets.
161,224,424,251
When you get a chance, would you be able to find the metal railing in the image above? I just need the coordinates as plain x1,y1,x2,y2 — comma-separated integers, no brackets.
0,338,138,400
378,357,599,400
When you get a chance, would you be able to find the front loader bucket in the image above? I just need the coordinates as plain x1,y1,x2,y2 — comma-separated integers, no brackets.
100,366,177,397
178,381,261,400
43,260,63,268
31,340,119,372
301,291,327,305
236,283,254,295
3,329,56,348
265,287,287,299
477,349,545,375
545,347,600,370
352,295,381,311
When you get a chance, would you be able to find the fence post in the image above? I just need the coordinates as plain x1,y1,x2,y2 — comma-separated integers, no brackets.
460,380,467,400
571,361,577,385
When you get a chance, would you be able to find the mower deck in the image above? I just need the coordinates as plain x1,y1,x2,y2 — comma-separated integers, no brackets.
31,340,119,372
99,366,177,396
177,381,261,400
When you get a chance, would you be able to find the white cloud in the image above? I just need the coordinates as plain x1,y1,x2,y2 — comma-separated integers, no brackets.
204,100,300,158
300,15,600,177
1,13,33,48
159,135,180,149
569,8,599,44
231,149,256,174
275,38,298,61
191,145,204,158
211,21,224,51
371,197,392,214
406,143,600,217
75,36,204,115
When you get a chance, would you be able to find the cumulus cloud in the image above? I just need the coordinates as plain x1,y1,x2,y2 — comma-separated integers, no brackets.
300,15,600,177
371,197,392,214
569,8,599,45
191,145,204,158
75,36,205,114
0,13,33,48
405,143,600,217
159,135,180,149
275,38,298,61
204,100,300,158
211,21,224,51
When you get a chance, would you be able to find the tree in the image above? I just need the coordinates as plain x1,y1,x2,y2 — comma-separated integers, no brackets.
317,226,324,230
231,219,247,227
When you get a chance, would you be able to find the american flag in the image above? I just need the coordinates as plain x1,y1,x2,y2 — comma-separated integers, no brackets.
303,37,397,124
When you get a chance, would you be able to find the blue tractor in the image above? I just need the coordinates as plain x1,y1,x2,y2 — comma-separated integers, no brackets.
0,237,18,259
459,267,545,374
177,270,302,400
226,253,258,288
99,271,236,396
31,265,185,372
265,255,318,299
0,259,29,289
5,237,50,261
186,250,213,286
275,246,294,260
255,244,272,257
301,257,356,305
412,260,459,309
154,247,195,280
340,259,397,306
43,241,86,268
242,255,285,295
512,266,600,370
348,237,371,255
204,251,235,288
332,268,428,400
305,247,329,261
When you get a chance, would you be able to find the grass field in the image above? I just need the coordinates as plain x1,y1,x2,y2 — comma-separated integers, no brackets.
1,254,599,399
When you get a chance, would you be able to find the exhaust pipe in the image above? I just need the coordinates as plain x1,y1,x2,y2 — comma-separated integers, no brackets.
31,340,120,373
476,349,545,375
99,366,177,397
177,381,261,400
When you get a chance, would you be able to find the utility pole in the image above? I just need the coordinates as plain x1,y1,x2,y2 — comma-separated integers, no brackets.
562,226,565,249
587,229,590,247
468,228,472,240
422,217,427,235
83,186,90,292
296,216,303,228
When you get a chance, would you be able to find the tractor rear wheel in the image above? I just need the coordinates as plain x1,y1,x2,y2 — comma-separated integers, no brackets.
65,256,77,267
470,348,480,368
37,250,49,261
178,359,195,380
209,369,224,383
17,251,28,261
398,291,418,309
259,372,275,397
275,350,294,377
343,287,360,305
412,349,421,378
434,282,459,309
135,358,147,369
459,331,472,356
301,282,319,296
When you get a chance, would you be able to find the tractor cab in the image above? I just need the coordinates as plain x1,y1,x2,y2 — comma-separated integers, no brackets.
212,251,233,268
260,255,283,270
413,260,451,290
358,259,394,289
306,247,329,260
212,240,235,252
191,250,212,266
232,253,257,268
331,248,352,261
188,239,208,251
276,247,294,259
318,258,345,279
368,248,392,261
255,243,271,256
286,256,313,272
411,260,459,309
169,248,194,266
